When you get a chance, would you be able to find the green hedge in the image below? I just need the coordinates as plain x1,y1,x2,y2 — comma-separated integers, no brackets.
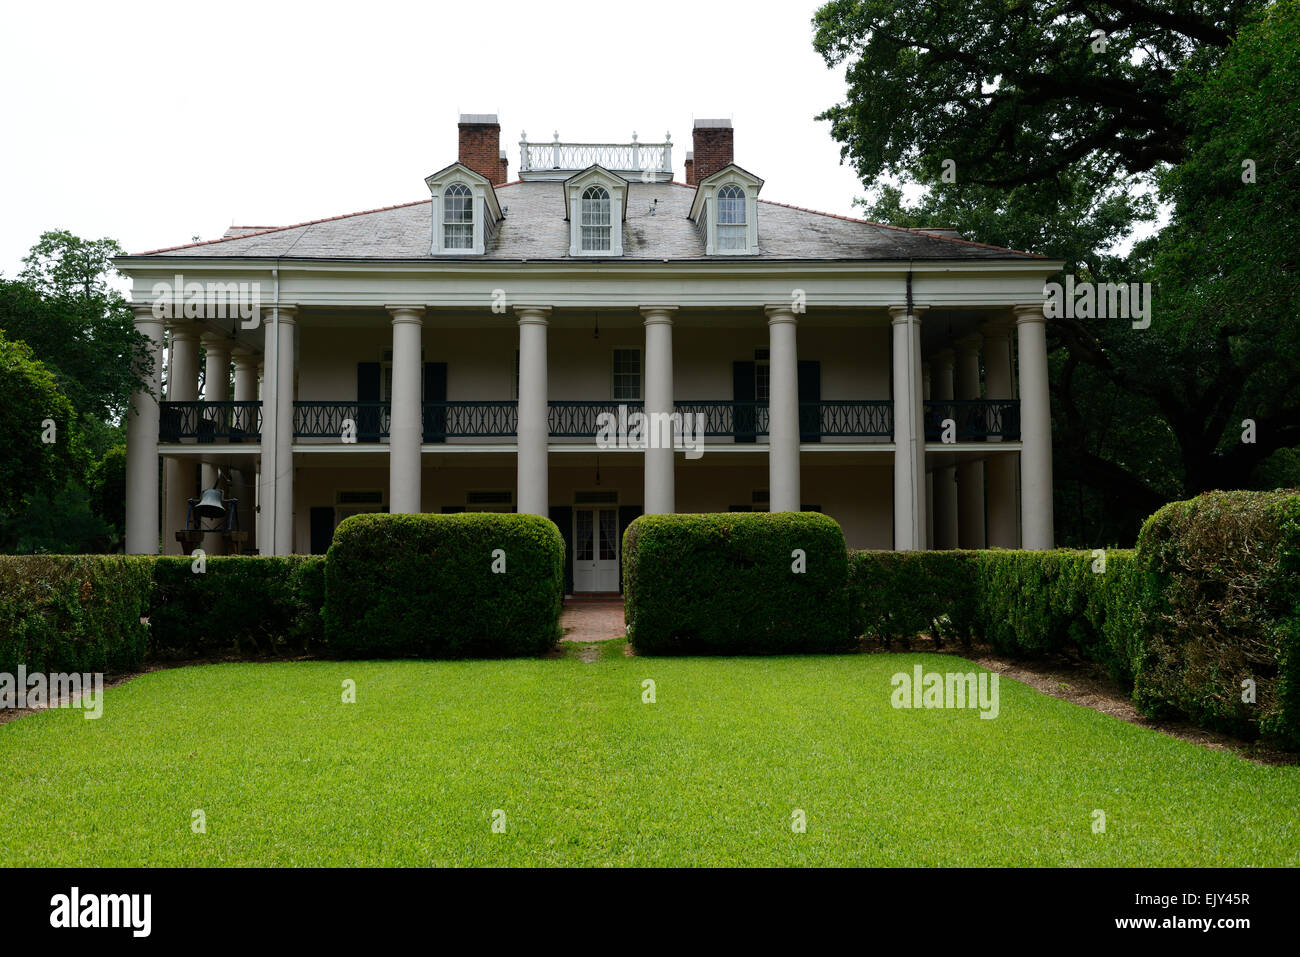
624,512,851,655
323,512,564,658
847,549,980,645
1134,490,1300,745
147,556,326,659
0,555,152,673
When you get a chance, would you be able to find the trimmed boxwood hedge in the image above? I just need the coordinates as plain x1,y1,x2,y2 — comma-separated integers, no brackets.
147,555,326,659
1134,490,1300,745
323,512,564,658
0,555,152,673
624,512,851,655
847,549,980,645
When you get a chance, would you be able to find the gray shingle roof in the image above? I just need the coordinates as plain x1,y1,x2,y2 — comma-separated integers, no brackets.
137,181,1042,261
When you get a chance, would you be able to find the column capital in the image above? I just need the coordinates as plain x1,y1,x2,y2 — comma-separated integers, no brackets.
232,348,259,366
262,304,298,325
888,304,927,323
386,304,426,323
513,304,552,323
953,333,982,354
764,303,798,324
130,302,165,324
166,322,201,341
200,333,233,352
1012,303,1046,325
640,305,678,324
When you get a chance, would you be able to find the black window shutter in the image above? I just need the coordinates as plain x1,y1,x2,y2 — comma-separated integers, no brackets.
798,359,821,443
549,506,574,595
423,362,447,442
309,507,334,555
732,360,756,443
356,362,381,443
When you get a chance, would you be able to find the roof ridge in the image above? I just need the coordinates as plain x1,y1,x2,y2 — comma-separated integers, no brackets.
756,197,1045,258
136,199,432,256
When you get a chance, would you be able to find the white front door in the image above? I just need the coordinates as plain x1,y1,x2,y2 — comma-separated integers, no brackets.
574,507,619,593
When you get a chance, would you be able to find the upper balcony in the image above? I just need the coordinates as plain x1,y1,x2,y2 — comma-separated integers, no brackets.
517,132,674,182
155,398,1020,445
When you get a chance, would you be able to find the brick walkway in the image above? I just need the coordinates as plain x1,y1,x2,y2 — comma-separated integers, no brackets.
560,598,626,642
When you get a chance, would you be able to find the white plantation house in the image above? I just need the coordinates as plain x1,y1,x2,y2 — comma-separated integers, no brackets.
116,115,1061,592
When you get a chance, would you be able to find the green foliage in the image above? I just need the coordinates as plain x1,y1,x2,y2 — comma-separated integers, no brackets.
324,512,564,658
0,332,78,519
623,512,851,655
1134,490,1300,745
846,549,979,645
147,556,326,658
0,555,152,674
87,445,127,543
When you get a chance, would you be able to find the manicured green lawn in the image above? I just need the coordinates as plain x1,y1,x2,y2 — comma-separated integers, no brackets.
1,643,1296,866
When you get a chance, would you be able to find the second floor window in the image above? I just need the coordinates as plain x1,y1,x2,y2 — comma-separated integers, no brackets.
717,184,747,251
612,348,641,400
444,183,473,249
581,186,611,251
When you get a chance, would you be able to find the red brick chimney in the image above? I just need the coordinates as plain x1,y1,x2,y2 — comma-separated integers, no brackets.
458,114,505,185
684,151,694,186
691,119,733,184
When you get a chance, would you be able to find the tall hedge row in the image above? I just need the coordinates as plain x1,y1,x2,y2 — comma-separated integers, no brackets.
623,512,851,655
324,512,564,658
147,555,326,658
0,555,153,674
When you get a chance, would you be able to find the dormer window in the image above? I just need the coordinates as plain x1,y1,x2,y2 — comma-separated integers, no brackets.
565,165,627,257
580,186,612,251
689,163,763,256
717,184,747,251
424,163,501,255
443,184,474,249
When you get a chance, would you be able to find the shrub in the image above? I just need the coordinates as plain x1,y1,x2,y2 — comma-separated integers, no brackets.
323,512,564,658
0,555,152,673
147,556,326,658
1133,490,1300,745
846,550,980,645
624,512,851,655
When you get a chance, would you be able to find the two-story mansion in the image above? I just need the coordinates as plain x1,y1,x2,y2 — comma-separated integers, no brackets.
116,115,1060,592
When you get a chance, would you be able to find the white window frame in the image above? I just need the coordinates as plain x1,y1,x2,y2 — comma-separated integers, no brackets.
611,347,642,401
690,165,763,256
425,163,500,256
716,183,748,252
580,186,612,252
566,166,626,257
442,183,474,251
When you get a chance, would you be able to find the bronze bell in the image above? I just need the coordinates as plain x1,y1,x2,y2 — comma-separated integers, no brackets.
195,488,226,519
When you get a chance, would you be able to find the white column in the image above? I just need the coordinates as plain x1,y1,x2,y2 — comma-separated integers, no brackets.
929,349,958,549
765,305,800,512
200,335,231,556
1015,304,1054,549
125,306,164,554
954,334,986,549
890,305,927,549
641,305,677,514
983,320,1019,548
923,366,933,550
387,306,425,514
260,305,297,555
164,324,200,555
515,305,551,516
232,350,259,552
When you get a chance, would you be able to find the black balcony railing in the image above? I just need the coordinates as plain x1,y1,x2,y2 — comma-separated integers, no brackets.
159,400,262,442
923,399,1021,441
294,401,391,440
548,400,644,437
801,400,893,440
422,401,518,439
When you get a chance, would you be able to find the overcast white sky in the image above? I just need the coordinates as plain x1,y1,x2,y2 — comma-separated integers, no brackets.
0,0,869,278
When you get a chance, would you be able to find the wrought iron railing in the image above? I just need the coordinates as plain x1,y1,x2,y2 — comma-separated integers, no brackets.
422,401,517,439
801,400,893,439
674,400,769,440
294,401,390,440
923,400,1021,441
159,400,262,442
548,401,644,437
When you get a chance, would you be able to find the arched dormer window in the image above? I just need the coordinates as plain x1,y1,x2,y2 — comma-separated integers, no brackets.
580,186,611,251
717,184,747,251
443,183,474,249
